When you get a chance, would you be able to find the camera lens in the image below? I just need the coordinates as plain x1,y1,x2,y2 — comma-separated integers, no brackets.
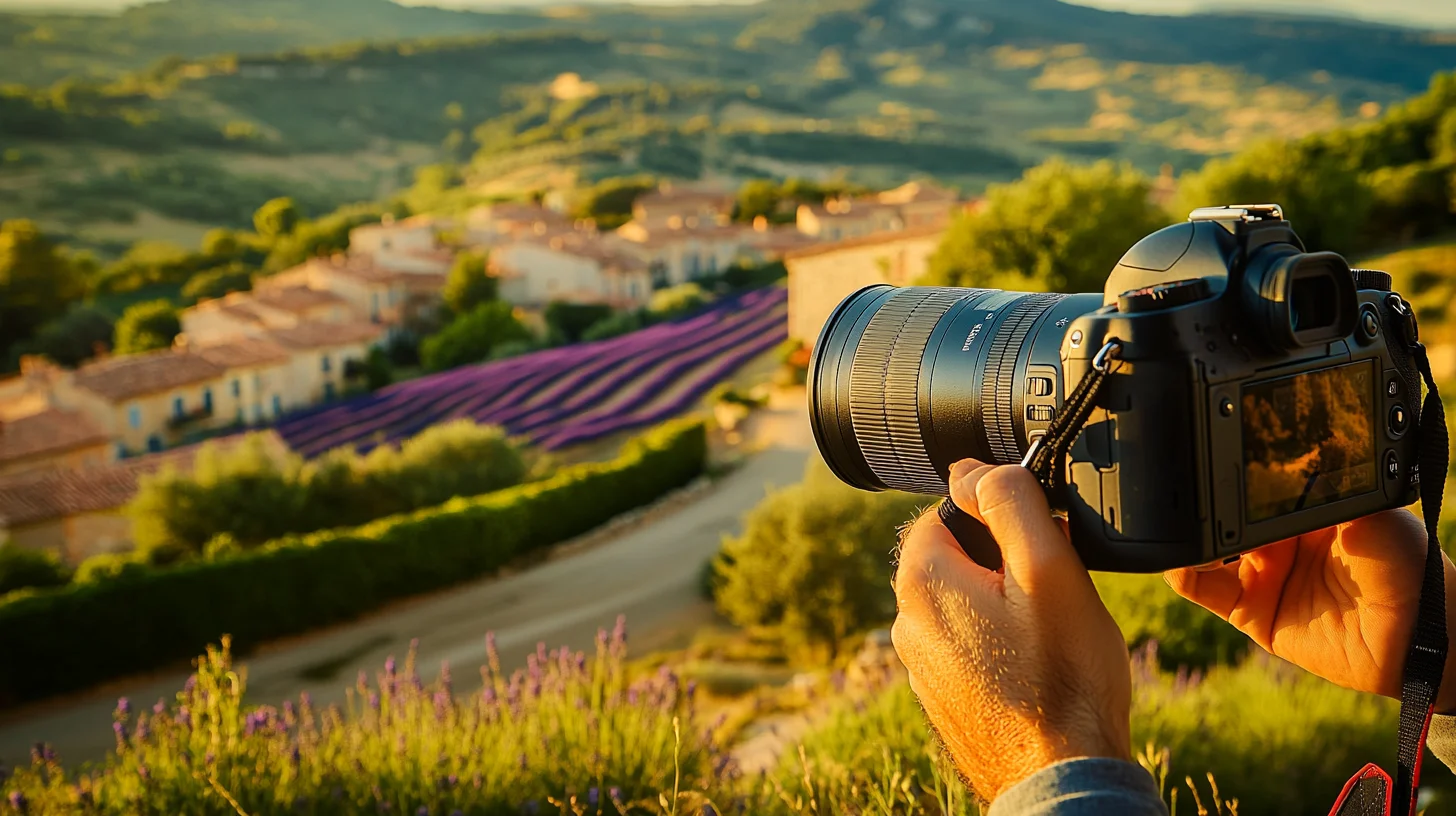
808,285,1101,495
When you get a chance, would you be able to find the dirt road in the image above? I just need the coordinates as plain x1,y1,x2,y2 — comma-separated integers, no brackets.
0,398,812,766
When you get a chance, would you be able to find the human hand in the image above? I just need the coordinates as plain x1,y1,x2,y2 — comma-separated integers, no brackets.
891,459,1132,803
1165,509,1456,712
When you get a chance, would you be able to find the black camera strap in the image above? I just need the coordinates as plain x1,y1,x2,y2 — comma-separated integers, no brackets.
1385,342,1447,816
1016,337,1448,816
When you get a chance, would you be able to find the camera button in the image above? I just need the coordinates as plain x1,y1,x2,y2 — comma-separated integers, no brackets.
1027,405,1055,422
1390,404,1409,436
1357,304,1380,343
1385,450,1401,480
1387,377,1401,398
1026,377,1053,397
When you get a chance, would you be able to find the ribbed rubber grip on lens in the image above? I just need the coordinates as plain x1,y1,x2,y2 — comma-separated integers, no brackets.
849,288,970,494
981,294,1063,464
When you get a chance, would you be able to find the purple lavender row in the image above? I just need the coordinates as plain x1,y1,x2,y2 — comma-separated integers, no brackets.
538,323,788,450
281,290,779,454
473,292,787,432
349,292,786,454
512,301,786,440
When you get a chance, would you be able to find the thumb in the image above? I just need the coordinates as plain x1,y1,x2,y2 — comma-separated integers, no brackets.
950,464,1086,596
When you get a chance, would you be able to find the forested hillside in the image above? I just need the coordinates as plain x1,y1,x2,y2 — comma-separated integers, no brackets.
2,0,1454,254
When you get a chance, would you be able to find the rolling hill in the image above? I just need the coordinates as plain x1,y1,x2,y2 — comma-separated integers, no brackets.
2,0,1453,254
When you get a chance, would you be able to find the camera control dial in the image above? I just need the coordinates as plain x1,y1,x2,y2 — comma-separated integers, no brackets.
1117,278,1213,313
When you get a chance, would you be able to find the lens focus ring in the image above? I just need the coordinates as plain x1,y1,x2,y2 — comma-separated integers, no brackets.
981,294,1064,464
849,288,971,493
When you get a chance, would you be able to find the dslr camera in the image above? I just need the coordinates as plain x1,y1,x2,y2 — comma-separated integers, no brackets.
809,205,1423,572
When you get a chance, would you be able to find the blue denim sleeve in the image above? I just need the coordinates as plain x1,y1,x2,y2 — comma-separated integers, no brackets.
987,758,1167,816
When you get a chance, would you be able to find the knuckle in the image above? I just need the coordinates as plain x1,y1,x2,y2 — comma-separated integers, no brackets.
974,466,1038,517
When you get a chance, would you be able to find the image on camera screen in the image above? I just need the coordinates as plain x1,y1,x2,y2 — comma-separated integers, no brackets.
1241,361,1377,524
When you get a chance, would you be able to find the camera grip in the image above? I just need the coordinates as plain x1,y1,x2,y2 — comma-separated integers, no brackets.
936,500,1004,571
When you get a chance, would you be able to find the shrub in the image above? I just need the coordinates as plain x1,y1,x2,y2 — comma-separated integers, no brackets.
442,248,496,316
545,301,613,343
0,418,707,706
6,305,114,367
647,283,709,319
131,423,528,557
113,299,180,355
713,459,927,662
421,301,533,372
72,552,150,585
0,631,722,815
0,544,71,596
180,262,253,303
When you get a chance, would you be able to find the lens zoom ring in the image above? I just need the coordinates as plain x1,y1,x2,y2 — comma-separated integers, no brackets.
981,294,1064,464
849,288,969,493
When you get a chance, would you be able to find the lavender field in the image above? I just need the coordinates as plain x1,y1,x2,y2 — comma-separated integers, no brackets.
278,288,787,456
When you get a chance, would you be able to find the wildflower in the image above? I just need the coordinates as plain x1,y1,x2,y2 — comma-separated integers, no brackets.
369,691,381,712
702,807,718,816
153,699,166,716
290,742,302,766
417,808,429,816
245,713,258,737
28,744,40,765
112,721,127,742
686,680,698,702
385,656,398,680
205,752,216,765
283,700,296,723
486,632,500,671
178,706,192,729
8,791,27,814
439,660,453,695
183,674,197,693
115,697,131,717
588,787,600,806
136,717,150,741
523,802,539,815
481,686,497,708
299,692,312,710
447,774,458,788
137,764,150,782
611,615,628,653
609,787,622,802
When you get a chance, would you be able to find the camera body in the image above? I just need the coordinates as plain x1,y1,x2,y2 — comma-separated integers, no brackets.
808,205,1424,573
1058,206,1421,571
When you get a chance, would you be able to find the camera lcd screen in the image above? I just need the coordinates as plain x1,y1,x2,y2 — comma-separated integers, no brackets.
1242,361,1377,524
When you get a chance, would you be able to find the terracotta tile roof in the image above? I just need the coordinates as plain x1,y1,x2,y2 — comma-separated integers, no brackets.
72,350,226,403
783,224,946,261
539,234,649,273
0,408,110,465
306,255,413,285
0,433,277,526
192,337,292,369
252,286,349,314
269,321,383,350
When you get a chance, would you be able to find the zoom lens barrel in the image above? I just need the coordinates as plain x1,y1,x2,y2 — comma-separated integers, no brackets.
809,286,1102,495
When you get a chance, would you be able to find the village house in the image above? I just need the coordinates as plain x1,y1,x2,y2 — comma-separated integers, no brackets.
613,219,753,287
347,215,455,275
0,405,113,478
0,432,291,564
464,202,577,245
785,225,946,344
796,180,960,241
492,232,653,309
629,185,736,231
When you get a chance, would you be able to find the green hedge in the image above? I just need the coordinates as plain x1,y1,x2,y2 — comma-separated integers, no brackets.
0,418,707,707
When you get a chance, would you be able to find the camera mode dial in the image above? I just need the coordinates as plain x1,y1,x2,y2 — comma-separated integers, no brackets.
1353,269,1393,292
1117,278,1213,314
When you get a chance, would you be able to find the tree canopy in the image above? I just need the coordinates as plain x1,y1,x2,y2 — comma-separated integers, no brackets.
927,159,1169,294
0,220,86,354
442,249,497,316
114,299,181,355
420,301,532,372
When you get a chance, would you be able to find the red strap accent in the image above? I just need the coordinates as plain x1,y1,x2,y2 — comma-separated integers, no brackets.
1326,764,1392,816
